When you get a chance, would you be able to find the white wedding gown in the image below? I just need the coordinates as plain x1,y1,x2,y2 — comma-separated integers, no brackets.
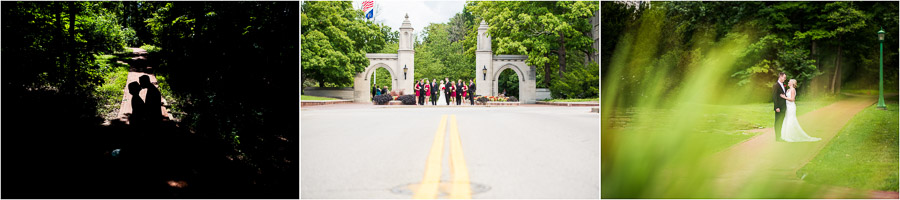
781,89,821,142
438,86,448,105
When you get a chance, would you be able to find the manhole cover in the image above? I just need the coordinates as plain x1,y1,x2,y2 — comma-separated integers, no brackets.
390,181,491,197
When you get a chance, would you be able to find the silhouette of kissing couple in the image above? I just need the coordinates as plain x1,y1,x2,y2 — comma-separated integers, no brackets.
128,75,163,126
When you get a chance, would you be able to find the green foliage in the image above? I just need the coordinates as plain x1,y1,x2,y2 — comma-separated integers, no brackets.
797,103,899,192
140,44,161,53
468,1,599,87
93,55,129,118
143,2,298,193
497,69,519,98
551,62,599,99
604,1,899,105
414,23,475,82
370,67,392,91
3,1,129,93
301,1,389,86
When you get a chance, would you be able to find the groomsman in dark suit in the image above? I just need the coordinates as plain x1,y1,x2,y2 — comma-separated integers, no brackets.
444,78,452,105
456,79,464,105
468,79,476,105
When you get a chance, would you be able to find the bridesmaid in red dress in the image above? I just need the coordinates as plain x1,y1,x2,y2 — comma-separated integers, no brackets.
424,79,431,105
450,81,457,104
461,84,468,105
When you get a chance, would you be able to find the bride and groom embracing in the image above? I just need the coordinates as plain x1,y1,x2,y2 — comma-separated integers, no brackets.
773,72,821,142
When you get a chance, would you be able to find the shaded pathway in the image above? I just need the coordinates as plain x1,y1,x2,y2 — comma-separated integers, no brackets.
711,97,897,198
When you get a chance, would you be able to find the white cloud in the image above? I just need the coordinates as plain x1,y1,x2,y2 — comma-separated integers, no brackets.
352,0,467,36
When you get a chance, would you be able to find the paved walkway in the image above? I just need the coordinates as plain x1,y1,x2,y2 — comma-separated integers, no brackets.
711,97,897,198
114,48,171,124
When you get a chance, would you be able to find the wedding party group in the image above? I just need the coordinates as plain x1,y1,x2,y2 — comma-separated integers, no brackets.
414,78,476,106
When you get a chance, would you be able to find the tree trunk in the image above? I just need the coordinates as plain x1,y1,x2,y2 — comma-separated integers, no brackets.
543,62,552,87
67,2,76,68
831,37,843,94
54,2,64,68
557,31,566,78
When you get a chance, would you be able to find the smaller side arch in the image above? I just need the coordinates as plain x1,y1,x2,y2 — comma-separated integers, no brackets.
355,63,399,102
492,63,525,96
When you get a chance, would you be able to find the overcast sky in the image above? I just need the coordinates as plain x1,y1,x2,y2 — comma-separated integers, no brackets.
350,0,467,34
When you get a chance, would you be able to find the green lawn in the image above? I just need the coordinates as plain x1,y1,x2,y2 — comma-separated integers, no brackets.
543,98,599,102
94,54,130,119
301,95,338,101
796,102,899,192
613,96,839,152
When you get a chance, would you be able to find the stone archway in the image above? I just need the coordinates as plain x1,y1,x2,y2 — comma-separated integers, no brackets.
474,20,537,104
353,14,415,103
354,62,399,102
490,63,536,103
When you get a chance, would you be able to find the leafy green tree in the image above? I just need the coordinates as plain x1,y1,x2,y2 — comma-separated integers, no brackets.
497,69,519,98
468,1,598,87
414,22,474,82
301,1,390,87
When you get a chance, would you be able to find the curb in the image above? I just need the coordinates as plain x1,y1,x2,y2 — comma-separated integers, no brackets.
535,101,599,107
301,100,354,107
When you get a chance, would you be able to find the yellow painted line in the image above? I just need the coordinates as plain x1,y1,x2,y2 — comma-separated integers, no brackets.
413,115,447,199
448,115,472,199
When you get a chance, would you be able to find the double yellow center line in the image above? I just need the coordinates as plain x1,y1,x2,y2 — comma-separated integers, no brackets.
413,115,472,199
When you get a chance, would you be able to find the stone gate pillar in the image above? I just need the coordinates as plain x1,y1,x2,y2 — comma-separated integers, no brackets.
475,20,492,97
396,14,415,94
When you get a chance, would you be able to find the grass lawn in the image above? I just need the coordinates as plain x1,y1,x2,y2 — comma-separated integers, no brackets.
94,54,130,119
611,96,839,152
543,98,599,102
301,95,338,101
796,102,899,192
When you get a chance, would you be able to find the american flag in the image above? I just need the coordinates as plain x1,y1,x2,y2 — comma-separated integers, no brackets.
362,0,374,12
362,0,374,20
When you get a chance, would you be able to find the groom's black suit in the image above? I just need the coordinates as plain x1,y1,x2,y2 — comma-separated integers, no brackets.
773,81,787,142
444,82,452,105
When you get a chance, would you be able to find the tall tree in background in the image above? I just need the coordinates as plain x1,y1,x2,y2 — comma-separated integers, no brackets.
301,1,390,88
467,1,598,88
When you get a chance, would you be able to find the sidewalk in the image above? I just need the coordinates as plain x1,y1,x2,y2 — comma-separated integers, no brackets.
710,97,896,198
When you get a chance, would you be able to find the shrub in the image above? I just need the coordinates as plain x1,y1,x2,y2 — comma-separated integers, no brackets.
508,96,518,102
476,96,489,104
398,95,416,105
373,94,392,105
140,44,162,53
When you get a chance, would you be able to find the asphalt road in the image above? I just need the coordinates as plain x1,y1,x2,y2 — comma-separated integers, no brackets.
301,104,599,199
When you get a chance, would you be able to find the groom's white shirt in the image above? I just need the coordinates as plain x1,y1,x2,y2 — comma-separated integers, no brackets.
777,81,785,93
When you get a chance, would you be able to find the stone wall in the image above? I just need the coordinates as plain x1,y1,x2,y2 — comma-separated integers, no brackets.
536,88,552,101
303,87,355,100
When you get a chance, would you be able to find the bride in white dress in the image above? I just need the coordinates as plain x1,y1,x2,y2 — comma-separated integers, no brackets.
438,80,448,105
781,79,821,142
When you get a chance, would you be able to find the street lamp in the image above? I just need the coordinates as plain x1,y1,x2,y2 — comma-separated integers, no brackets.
877,28,887,110
482,65,487,80
403,65,408,80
